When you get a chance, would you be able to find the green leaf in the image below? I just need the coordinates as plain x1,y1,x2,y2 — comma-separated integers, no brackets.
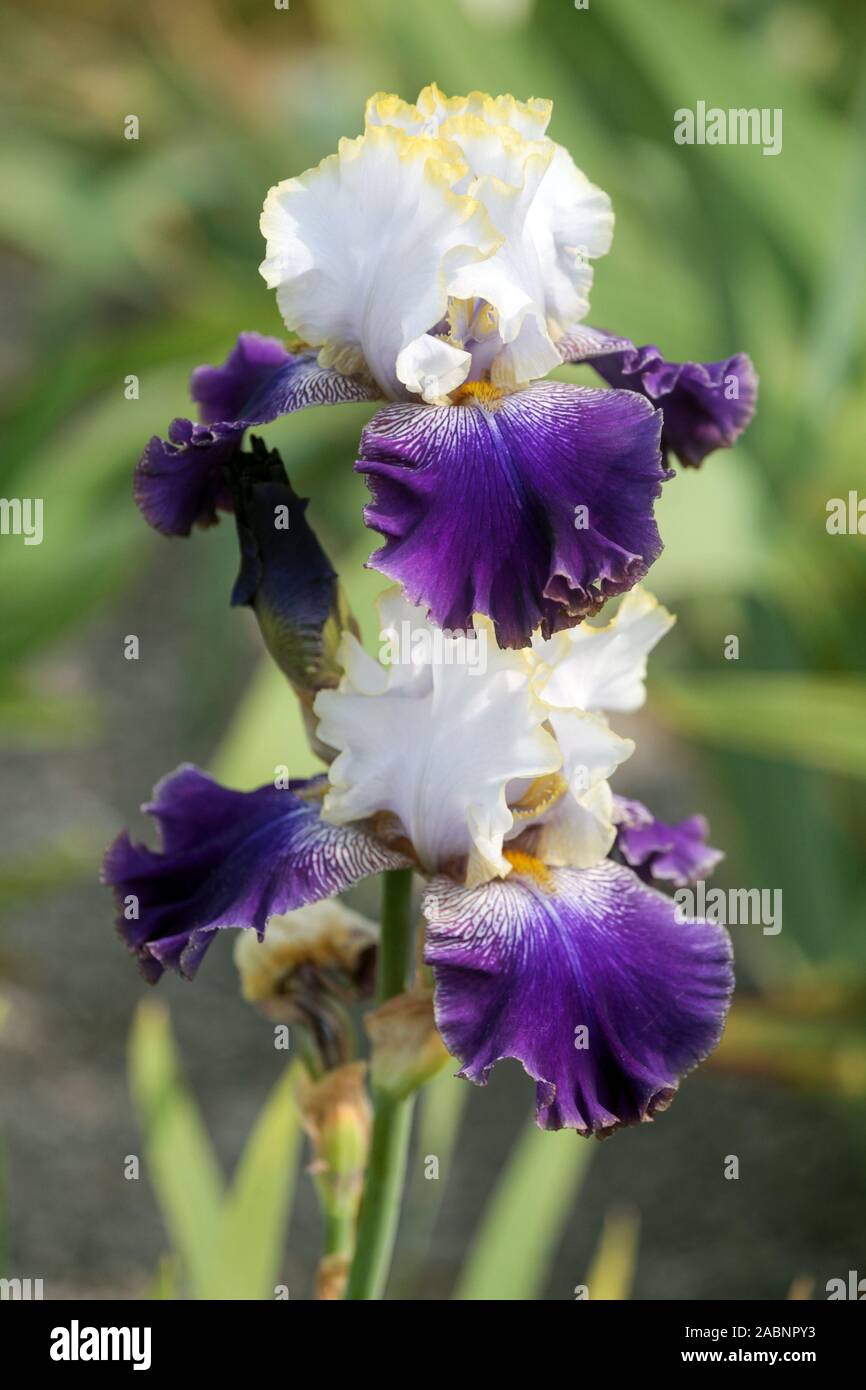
598,0,851,280
0,831,109,912
0,366,189,670
209,1064,302,1300
654,675,866,780
583,1206,640,1300
804,78,866,408
454,1122,593,1301
392,1065,470,1296
147,1254,182,1301
128,1001,225,1299
648,448,769,599
130,1002,302,1299
415,1066,469,1189
711,992,866,1100
0,684,98,747
210,657,320,789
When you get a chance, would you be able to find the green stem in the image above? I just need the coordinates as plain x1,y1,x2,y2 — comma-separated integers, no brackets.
375,866,414,1003
345,867,415,1300
324,1207,355,1261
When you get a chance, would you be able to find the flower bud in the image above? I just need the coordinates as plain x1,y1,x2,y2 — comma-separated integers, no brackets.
296,1061,373,1299
229,438,359,710
366,986,450,1100
234,900,377,1071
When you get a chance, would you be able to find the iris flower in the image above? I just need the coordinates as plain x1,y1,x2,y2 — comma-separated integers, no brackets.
104,585,732,1136
136,84,756,648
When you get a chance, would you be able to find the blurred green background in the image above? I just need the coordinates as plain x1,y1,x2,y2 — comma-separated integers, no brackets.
1,0,865,1300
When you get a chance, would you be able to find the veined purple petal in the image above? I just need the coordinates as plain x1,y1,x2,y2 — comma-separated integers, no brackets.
190,332,293,425
559,328,757,468
135,333,379,536
233,348,380,422
614,796,723,887
102,766,409,982
423,859,733,1135
357,381,669,650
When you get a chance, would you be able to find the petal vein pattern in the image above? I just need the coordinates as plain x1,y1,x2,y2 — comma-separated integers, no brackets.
102,768,409,981
358,382,667,648
135,336,378,536
423,861,733,1134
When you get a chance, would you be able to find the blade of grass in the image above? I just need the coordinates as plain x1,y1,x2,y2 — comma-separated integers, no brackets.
147,1254,181,1301
210,1064,302,1300
583,1206,640,1300
209,657,320,789
653,675,866,780
454,1122,593,1301
392,1066,470,1296
599,0,850,278
128,1001,225,1299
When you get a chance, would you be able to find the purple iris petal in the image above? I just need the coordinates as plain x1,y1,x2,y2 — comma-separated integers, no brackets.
135,333,379,536
423,859,733,1135
614,796,723,887
559,328,757,468
136,419,239,536
357,381,669,650
102,766,409,982
190,332,293,425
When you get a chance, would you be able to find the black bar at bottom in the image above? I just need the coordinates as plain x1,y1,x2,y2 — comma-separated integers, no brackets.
1,1296,861,1374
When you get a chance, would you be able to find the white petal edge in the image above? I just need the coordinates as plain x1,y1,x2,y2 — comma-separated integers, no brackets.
260,125,501,401
532,588,675,714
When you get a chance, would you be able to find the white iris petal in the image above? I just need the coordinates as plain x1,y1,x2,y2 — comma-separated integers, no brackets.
261,86,613,403
314,594,560,880
368,86,614,389
259,124,500,403
312,587,674,885
532,587,675,714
